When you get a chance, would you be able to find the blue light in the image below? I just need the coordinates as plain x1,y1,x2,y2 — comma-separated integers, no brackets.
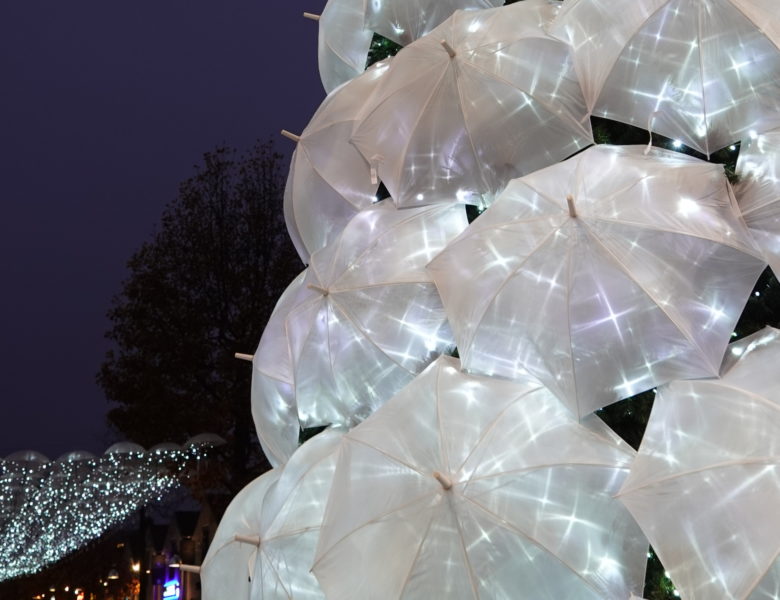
162,579,180,599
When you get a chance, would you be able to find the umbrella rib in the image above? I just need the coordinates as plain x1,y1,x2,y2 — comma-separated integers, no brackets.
450,498,483,600
742,542,780,599
259,544,294,600
453,60,492,196
297,137,366,210
435,360,451,475
694,380,780,414
346,435,428,476
459,494,608,598
396,499,441,600
564,221,580,417
616,457,780,497
576,218,720,373
323,36,364,72
695,0,711,158
464,460,629,487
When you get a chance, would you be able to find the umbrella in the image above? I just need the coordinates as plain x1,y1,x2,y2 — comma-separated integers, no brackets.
549,0,780,156
617,327,780,600
735,129,780,277
351,0,592,208
364,0,503,46
201,468,280,600
250,428,343,600
315,0,375,94
283,59,391,264
427,144,766,419
250,272,309,468
312,355,647,600
286,199,466,429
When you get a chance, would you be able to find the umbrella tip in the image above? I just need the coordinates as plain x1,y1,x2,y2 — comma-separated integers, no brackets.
303,12,320,21
440,40,457,59
566,194,577,218
433,471,453,490
307,283,329,297
234,352,254,362
281,130,301,143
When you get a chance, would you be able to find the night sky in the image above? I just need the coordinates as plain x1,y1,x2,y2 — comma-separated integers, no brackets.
0,2,324,458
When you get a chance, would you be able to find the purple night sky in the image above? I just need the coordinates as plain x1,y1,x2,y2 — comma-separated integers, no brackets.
0,2,325,458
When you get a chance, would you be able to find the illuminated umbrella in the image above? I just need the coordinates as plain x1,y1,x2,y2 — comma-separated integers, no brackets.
427,145,766,419
287,200,466,429
735,129,780,277
312,356,647,600
283,59,391,264
315,0,374,94
364,0,503,46
549,0,780,156
250,428,343,600
617,327,780,600
201,468,280,600
352,0,592,208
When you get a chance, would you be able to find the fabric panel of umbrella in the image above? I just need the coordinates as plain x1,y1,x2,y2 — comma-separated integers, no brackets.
250,427,342,600
735,128,780,278
351,0,592,209
286,200,467,429
549,0,780,156
316,0,375,94
201,468,280,600
312,355,647,600
617,327,780,600
427,145,766,419
250,271,310,469
363,0,503,46
283,59,390,265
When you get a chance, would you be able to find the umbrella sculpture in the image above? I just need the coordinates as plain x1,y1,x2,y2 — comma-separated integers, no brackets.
312,356,647,600
351,0,592,208
314,0,375,94
250,427,342,600
617,327,780,600
549,0,780,156
363,0,503,46
735,128,780,278
428,144,766,419
282,58,391,265
201,469,280,599
285,199,466,430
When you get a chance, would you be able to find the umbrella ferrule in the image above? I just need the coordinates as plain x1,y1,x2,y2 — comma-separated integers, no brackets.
281,129,301,143
433,471,453,490
302,12,320,21
234,352,254,362
566,194,577,218
440,40,457,59
308,283,329,296
234,534,261,546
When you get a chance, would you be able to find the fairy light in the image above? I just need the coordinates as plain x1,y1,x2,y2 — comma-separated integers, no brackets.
0,446,211,581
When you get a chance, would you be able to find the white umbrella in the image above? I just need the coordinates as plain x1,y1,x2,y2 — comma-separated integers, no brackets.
427,145,766,419
283,59,390,264
200,469,280,600
352,0,592,208
312,355,647,600
549,0,780,156
250,428,342,600
286,200,466,429
735,129,780,278
617,327,780,600
316,0,375,94
364,0,503,46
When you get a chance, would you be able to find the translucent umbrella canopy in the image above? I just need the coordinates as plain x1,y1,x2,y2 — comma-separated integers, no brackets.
251,271,307,468
284,59,390,264
312,356,647,600
318,0,374,94
250,428,342,600
364,0,503,46
549,0,780,156
735,129,780,278
617,327,780,600
287,200,466,429
352,0,592,208
427,145,766,419
201,468,280,600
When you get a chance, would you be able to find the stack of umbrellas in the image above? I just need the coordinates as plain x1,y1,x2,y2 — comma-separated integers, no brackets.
207,0,780,598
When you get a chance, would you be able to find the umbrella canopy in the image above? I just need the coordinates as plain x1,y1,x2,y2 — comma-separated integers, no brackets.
284,59,390,264
287,200,466,429
549,0,780,156
427,145,766,419
317,0,375,94
250,428,342,600
364,0,503,46
201,469,280,600
312,355,647,600
735,129,780,278
352,0,592,208
617,327,780,600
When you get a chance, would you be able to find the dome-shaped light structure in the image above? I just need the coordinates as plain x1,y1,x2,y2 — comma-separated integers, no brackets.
104,442,145,455
56,450,96,462
5,450,50,465
184,433,226,449
149,442,182,452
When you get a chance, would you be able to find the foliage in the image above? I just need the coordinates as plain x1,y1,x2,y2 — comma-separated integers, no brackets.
97,142,302,494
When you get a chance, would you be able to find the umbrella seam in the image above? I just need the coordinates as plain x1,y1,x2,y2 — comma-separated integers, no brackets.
346,435,428,476
695,0,711,158
564,235,581,417
259,544,294,600
742,541,780,599
465,460,631,489
449,494,483,600
396,498,441,599
453,59,493,197
435,360,451,475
